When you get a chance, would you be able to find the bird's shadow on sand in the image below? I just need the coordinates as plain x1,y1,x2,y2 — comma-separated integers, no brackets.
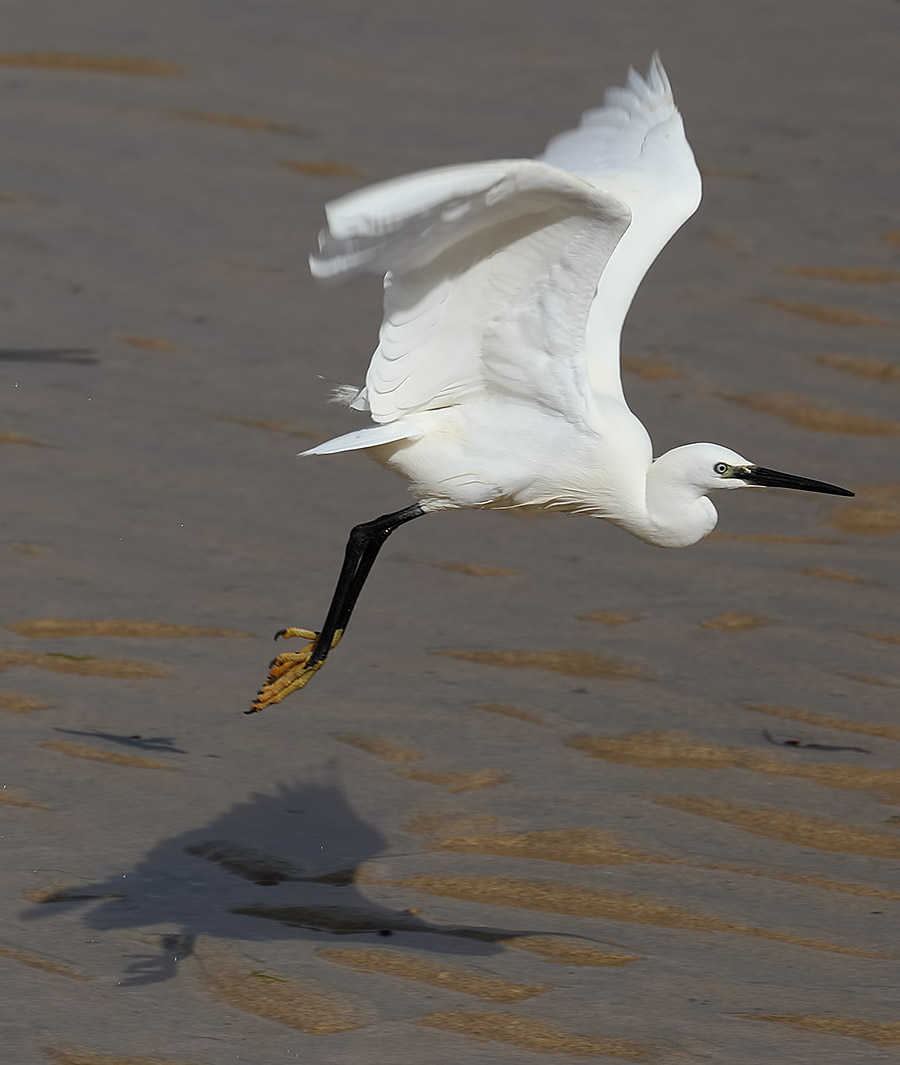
22,772,549,986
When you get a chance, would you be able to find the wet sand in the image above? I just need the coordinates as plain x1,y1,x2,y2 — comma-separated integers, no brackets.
2,2,899,1062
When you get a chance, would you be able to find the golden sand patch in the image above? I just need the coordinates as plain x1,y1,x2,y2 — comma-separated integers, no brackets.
507,937,641,967
279,159,370,179
743,702,900,742
474,702,549,725
410,809,900,902
0,53,185,76
163,110,304,135
376,874,884,957
419,1011,651,1059
118,335,178,352
336,733,424,763
403,809,507,840
208,413,321,439
652,796,900,859
396,767,509,793
569,731,736,770
569,729,900,801
706,228,745,253
8,542,54,555
0,689,49,712
24,883,84,903
44,1050,208,1065
579,611,640,626
317,947,546,1002
40,740,178,771
833,671,899,689
699,612,774,632
45,1051,210,1065
705,865,900,902
812,353,900,382
8,618,250,639
192,940,374,1033
782,266,900,283
0,947,89,981
739,1015,900,1047
720,391,900,435
760,299,895,327
0,649,168,679
0,429,51,447
438,649,649,680
858,631,900,647
26,883,124,905
824,483,900,535
0,786,52,810
426,560,520,577
621,354,680,381
795,567,871,583
433,827,674,867
770,760,900,800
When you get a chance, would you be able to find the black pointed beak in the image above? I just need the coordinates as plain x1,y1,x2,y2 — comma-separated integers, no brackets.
737,466,854,497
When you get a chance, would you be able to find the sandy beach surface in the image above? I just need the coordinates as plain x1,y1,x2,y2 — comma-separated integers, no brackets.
2,2,899,1062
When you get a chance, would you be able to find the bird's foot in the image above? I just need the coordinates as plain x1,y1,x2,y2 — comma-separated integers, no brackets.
247,627,342,713
275,626,319,642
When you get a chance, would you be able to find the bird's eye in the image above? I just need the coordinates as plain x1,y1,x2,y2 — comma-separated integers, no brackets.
713,462,729,475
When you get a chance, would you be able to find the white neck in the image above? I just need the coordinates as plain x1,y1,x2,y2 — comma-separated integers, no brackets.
619,454,719,548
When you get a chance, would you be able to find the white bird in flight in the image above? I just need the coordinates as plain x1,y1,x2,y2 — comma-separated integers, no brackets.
249,54,852,713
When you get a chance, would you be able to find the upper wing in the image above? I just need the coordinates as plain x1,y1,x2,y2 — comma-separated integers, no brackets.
309,55,698,424
311,160,631,426
540,53,702,402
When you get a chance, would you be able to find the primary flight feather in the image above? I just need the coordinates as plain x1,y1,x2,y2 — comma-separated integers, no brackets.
249,54,851,713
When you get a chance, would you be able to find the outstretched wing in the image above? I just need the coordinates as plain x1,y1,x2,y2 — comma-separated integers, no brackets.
310,55,698,425
311,159,631,427
540,53,701,401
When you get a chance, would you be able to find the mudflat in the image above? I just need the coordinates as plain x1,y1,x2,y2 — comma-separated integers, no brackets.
2,3,898,1063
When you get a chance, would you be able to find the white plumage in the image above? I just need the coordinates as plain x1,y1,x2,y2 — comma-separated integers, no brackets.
302,53,721,546
248,55,851,711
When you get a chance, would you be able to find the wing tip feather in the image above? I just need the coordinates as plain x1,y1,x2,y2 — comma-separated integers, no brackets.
617,52,673,110
647,51,670,96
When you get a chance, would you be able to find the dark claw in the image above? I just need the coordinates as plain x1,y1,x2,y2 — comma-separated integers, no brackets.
274,628,288,641
269,657,279,669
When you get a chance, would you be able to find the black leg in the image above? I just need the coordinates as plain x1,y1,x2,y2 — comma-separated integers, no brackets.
306,503,425,669
248,503,425,712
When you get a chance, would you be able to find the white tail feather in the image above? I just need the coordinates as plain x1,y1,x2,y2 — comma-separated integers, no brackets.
300,422,422,457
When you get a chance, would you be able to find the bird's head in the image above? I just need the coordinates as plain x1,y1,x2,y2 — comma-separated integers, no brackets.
659,443,854,497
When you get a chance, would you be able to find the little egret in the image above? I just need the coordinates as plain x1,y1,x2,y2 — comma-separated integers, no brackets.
249,54,852,713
